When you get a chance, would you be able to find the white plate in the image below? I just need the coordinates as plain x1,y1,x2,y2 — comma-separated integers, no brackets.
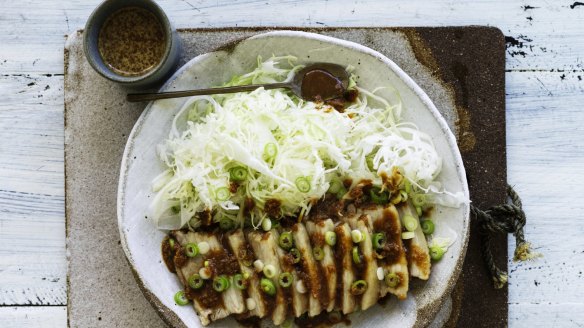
117,30,470,328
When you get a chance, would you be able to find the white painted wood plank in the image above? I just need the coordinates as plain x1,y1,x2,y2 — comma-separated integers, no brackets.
1,0,584,73
509,303,584,328
0,75,66,305
506,71,584,306
0,306,67,328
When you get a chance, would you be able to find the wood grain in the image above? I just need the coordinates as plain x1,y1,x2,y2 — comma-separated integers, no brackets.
1,0,583,326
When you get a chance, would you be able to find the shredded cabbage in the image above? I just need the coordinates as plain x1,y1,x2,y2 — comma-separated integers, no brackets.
150,56,465,230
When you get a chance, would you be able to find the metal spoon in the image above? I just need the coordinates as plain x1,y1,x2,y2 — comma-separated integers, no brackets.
126,63,349,102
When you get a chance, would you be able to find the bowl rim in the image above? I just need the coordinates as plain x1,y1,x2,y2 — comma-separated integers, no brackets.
117,29,470,328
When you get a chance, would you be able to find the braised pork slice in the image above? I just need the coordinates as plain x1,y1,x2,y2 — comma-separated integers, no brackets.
292,223,327,316
226,229,268,318
398,202,431,280
247,230,287,325
306,219,337,312
333,222,356,314
273,230,309,317
171,231,229,326
194,232,246,315
345,214,380,311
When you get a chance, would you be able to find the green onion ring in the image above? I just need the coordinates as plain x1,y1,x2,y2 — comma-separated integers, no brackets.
295,176,311,193
188,274,204,289
229,166,248,182
278,272,293,288
233,274,247,290
260,278,276,296
328,179,343,194
263,143,278,160
369,187,389,205
325,231,337,246
350,280,368,295
174,290,189,305
278,232,294,250
430,246,445,261
313,247,324,261
215,187,231,201
289,248,301,264
412,194,426,207
372,232,386,249
403,215,418,232
185,243,199,257
421,220,435,235
213,275,230,292
168,238,175,250
385,272,401,288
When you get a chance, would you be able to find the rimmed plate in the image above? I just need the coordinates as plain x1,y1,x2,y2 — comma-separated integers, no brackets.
117,30,470,328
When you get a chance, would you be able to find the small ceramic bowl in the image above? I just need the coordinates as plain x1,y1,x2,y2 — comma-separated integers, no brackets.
83,0,181,88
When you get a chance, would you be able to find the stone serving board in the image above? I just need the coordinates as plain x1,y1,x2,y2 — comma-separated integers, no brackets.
65,27,506,327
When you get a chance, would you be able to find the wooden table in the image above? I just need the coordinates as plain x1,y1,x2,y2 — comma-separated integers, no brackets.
1,1,583,326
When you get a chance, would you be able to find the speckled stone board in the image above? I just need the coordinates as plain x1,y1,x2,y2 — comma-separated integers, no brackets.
65,27,506,327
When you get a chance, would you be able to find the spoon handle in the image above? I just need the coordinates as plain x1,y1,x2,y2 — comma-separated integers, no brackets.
127,82,291,102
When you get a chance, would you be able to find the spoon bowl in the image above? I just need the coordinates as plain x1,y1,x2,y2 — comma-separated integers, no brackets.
126,62,349,102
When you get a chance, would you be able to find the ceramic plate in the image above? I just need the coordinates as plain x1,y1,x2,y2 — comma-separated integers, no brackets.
117,30,470,328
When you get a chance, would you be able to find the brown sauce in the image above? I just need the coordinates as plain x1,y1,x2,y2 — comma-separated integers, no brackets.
372,208,404,264
205,249,240,276
191,282,223,309
98,7,166,76
301,69,344,101
264,199,282,218
308,194,343,222
173,245,188,269
161,235,176,273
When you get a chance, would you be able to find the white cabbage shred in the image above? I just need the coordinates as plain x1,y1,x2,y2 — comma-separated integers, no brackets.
150,56,464,230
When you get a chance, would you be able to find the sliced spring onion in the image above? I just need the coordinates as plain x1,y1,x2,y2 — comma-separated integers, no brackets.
263,142,278,160
219,217,235,230
260,278,276,296
188,274,204,289
350,280,368,295
185,243,199,257
279,232,294,250
174,290,189,305
215,187,230,201
412,194,426,207
421,220,435,235
401,231,415,240
405,179,411,193
416,206,423,217
295,176,311,193
289,248,301,264
199,267,212,279
281,319,293,328
233,273,247,290
352,246,361,265
369,187,389,205
213,275,230,292
351,229,363,243
313,247,324,261
325,231,337,246
376,267,385,281
296,280,307,294
430,246,445,261
403,215,418,232
365,152,376,172
372,232,386,249
168,238,175,250
278,272,293,287
263,264,276,278
328,179,343,194
262,218,272,231
198,241,210,255
390,193,402,204
385,272,401,288
229,166,248,182
253,259,264,272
